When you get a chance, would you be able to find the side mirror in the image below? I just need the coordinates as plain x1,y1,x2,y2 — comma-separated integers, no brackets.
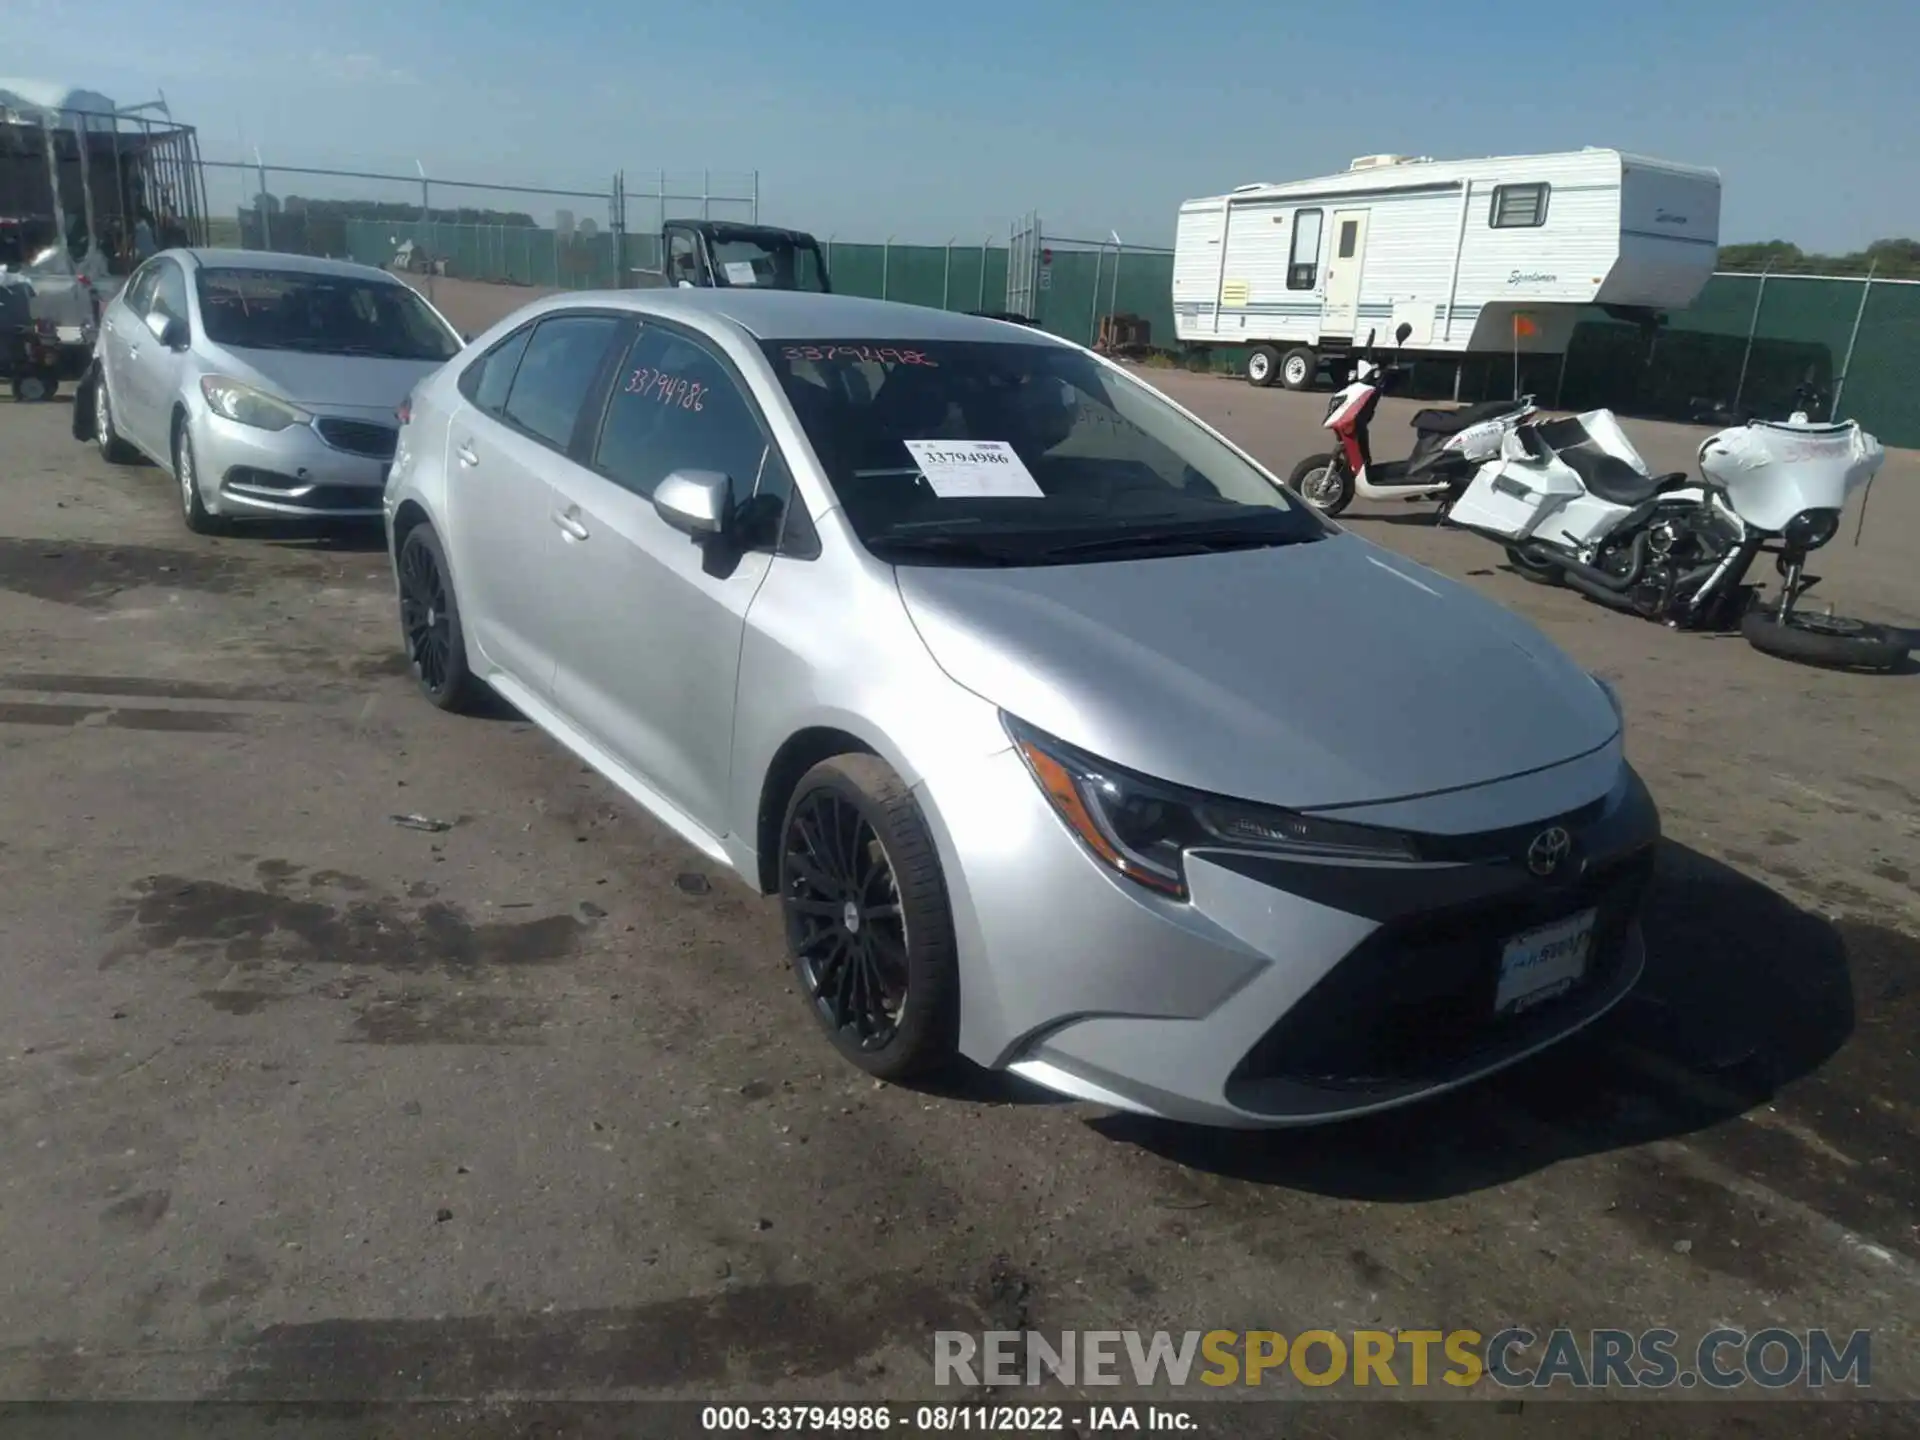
1395,321,1413,346
653,469,731,539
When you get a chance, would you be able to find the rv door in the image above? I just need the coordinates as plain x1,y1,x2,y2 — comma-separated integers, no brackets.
1321,210,1369,338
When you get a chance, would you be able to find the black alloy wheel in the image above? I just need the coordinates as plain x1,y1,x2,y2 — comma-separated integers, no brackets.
397,525,482,711
780,755,958,1080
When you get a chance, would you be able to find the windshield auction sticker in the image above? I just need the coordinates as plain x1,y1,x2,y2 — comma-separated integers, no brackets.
903,440,1045,499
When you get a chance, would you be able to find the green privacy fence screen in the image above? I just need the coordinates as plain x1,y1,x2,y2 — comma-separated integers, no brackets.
243,210,1920,448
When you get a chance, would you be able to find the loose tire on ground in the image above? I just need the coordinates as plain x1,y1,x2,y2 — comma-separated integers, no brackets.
396,524,486,712
1287,453,1355,516
1245,345,1281,388
1280,346,1319,391
779,754,960,1082
1742,608,1908,671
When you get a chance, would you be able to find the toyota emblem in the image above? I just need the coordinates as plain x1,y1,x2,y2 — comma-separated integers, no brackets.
1527,826,1573,877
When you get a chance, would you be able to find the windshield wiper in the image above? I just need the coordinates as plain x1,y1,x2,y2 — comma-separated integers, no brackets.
863,533,1037,566
1038,524,1318,559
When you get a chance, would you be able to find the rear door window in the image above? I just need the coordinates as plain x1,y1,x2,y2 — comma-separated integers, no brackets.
500,314,622,449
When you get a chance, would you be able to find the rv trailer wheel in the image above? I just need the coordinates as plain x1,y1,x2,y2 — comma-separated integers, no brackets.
1246,345,1280,388
1280,347,1318,391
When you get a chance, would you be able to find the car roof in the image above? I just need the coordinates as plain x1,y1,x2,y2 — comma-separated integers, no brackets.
168,248,406,284
547,288,1065,346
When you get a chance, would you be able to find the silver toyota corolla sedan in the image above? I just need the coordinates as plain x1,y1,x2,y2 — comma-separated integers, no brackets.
384,290,1660,1128
80,249,462,532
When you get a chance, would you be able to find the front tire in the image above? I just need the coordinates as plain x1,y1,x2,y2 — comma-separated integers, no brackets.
1287,453,1354,516
396,524,485,712
779,754,959,1082
174,423,225,535
1742,608,1908,671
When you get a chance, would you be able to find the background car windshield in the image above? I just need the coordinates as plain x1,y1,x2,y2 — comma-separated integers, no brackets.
760,339,1323,552
194,269,460,361
713,239,828,291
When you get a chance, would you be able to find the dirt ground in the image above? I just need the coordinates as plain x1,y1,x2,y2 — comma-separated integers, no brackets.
1,299,1918,1434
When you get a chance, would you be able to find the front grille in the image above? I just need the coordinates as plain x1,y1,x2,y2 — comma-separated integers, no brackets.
1227,846,1656,1097
315,418,398,459
223,469,382,512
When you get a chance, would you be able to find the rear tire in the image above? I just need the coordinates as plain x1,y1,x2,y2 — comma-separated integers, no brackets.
1287,453,1354,516
1280,347,1318,391
1742,608,1908,671
1246,345,1280,388
1505,544,1565,586
396,524,486,712
779,754,960,1083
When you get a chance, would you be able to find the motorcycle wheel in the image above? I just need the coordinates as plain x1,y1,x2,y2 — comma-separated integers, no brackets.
1288,454,1353,515
1504,544,1564,586
1742,609,1908,672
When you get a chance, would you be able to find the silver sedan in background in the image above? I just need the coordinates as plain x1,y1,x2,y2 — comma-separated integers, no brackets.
384,290,1659,1129
77,249,462,533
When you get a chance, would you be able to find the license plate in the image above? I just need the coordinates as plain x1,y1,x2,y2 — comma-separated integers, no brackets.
1495,908,1595,1014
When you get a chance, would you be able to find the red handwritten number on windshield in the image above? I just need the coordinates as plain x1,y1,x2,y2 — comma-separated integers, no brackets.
782,345,937,367
623,367,706,411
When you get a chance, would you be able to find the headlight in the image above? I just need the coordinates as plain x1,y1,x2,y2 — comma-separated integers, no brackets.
1005,716,1417,901
1783,507,1840,551
199,376,310,432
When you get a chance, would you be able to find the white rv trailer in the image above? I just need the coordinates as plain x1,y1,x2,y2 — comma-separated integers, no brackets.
1172,148,1722,390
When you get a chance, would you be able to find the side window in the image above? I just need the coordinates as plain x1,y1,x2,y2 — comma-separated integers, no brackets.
122,262,161,316
460,325,533,415
667,231,701,285
1336,219,1360,259
148,261,189,321
592,324,770,507
1287,209,1324,290
1490,183,1549,229
501,314,622,449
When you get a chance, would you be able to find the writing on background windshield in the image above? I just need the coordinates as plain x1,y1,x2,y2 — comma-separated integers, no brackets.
761,339,1314,545
194,269,460,361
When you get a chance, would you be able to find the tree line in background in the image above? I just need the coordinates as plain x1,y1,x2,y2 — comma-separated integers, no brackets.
1717,237,1919,278
253,195,540,228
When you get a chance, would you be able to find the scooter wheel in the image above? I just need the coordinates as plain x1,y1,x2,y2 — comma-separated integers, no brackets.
1742,609,1909,672
1288,454,1353,515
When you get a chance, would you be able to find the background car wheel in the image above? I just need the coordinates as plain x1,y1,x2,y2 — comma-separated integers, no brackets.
1245,345,1280,388
10,371,56,402
1742,608,1908,671
1504,544,1565,586
93,377,137,462
396,524,485,712
174,423,225,535
779,754,959,1082
1280,347,1319,391
1287,453,1354,515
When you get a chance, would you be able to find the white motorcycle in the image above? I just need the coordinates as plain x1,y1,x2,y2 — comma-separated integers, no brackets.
1445,387,1907,671
1288,322,1538,518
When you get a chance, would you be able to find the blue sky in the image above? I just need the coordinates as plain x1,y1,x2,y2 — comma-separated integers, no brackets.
5,0,1914,251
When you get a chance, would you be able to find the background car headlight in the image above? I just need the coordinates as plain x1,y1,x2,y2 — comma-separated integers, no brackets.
1783,507,1841,551
1005,716,1416,901
199,376,310,432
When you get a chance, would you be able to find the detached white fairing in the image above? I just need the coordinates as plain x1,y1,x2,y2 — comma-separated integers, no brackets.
1700,421,1885,532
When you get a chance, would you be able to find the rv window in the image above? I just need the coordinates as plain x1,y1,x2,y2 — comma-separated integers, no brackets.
1490,184,1549,229
1337,220,1359,259
1287,209,1323,290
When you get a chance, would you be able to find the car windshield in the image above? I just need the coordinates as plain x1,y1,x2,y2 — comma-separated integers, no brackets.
711,236,829,292
760,339,1328,565
193,268,461,361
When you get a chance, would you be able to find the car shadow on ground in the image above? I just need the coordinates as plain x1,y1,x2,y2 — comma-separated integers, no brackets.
1089,840,1863,1201
243,518,390,555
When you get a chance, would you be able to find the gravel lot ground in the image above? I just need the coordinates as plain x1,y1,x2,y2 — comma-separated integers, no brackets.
1,291,1917,1434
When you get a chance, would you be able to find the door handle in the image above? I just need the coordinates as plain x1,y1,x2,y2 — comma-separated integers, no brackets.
551,508,590,541
456,441,479,467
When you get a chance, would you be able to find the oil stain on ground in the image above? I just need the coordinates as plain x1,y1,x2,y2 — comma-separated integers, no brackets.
104,866,587,979
0,539,255,609
213,1275,972,1399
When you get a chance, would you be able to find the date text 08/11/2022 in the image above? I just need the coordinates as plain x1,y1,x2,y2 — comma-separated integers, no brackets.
699,1404,1196,1432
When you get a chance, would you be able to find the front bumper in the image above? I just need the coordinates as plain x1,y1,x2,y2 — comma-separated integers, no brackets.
920,744,1659,1128
197,409,395,519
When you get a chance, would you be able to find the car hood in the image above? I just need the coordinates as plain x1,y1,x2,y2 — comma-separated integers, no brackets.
893,533,1619,811
208,345,447,409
